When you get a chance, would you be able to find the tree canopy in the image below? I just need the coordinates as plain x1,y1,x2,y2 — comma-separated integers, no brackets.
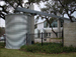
0,0,24,19
0,0,48,20
0,0,76,22
41,0,76,22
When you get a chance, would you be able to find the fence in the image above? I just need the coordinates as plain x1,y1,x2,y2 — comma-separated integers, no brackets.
26,32,63,45
0,32,63,46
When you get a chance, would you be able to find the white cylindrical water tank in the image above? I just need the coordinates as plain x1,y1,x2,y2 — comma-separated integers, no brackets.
5,14,29,49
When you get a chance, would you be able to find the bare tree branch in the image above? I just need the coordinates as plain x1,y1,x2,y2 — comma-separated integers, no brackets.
58,0,74,22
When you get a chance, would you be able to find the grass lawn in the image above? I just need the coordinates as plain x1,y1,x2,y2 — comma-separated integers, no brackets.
0,42,76,57
1,49,76,57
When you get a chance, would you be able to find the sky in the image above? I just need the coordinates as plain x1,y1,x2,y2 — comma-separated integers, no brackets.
0,19,5,27
0,1,5,27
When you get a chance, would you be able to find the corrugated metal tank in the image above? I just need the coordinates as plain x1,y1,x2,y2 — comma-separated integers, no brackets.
5,14,29,49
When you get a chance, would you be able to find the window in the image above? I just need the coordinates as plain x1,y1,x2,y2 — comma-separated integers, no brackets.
44,20,64,28
44,21,48,28
49,33,51,36
34,24,37,29
51,20,57,27
60,20,64,27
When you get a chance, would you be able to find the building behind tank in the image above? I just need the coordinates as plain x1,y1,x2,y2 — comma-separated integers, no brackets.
34,19,70,38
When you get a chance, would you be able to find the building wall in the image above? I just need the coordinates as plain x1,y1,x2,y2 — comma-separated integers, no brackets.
64,22,76,47
64,19,70,23
37,22,44,30
35,19,70,38
35,21,63,38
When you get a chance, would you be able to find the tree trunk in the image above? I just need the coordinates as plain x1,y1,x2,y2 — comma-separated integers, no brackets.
50,25,58,37
45,18,58,37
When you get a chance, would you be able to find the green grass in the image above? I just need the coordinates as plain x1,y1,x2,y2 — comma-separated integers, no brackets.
1,48,76,57
0,42,76,57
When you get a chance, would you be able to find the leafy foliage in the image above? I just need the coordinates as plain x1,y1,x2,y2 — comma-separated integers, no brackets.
0,0,24,19
0,42,5,48
21,43,76,54
0,0,49,20
0,27,5,37
41,0,76,22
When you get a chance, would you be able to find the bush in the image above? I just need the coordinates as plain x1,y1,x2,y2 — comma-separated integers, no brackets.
20,43,76,54
0,42,5,48
63,46,76,52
